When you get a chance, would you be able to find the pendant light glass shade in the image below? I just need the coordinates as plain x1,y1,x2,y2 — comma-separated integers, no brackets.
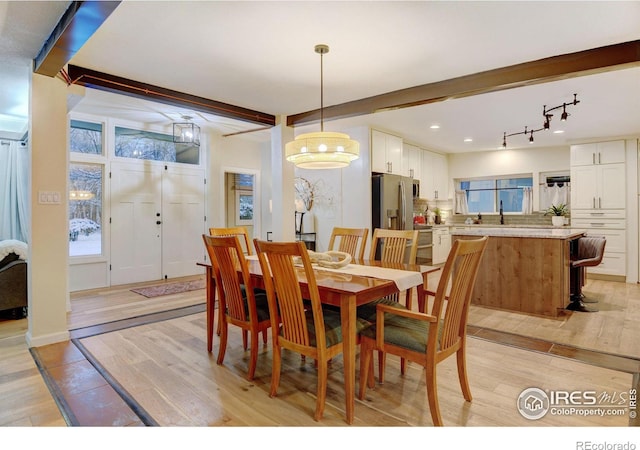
173,116,200,146
285,131,359,169
286,44,359,169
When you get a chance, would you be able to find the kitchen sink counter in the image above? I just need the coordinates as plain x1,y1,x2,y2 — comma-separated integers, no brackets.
451,226,586,239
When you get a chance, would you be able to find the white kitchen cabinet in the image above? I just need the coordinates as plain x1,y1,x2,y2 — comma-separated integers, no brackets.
422,150,449,201
570,139,626,277
570,140,625,166
431,227,451,265
433,152,449,200
571,163,626,210
403,143,422,181
371,129,403,174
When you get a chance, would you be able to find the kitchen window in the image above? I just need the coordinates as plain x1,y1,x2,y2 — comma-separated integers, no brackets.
459,176,533,214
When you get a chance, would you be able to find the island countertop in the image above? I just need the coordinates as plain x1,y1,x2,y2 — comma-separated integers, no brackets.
450,227,587,240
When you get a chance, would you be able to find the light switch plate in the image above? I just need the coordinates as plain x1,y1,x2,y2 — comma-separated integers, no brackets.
38,190,61,204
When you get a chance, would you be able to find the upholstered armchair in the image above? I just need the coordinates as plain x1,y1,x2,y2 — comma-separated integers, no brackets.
0,240,28,319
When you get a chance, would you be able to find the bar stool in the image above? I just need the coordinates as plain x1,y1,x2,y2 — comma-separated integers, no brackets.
567,236,606,312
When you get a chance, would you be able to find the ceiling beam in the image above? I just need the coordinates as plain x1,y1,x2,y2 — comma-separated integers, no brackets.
34,1,121,77
67,65,276,126
287,39,640,127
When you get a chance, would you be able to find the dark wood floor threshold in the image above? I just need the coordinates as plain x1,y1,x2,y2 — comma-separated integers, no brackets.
68,303,206,339
467,325,640,375
29,347,80,426
71,338,158,426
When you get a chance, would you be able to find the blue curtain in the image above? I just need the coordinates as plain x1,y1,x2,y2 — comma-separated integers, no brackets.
0,140,29,243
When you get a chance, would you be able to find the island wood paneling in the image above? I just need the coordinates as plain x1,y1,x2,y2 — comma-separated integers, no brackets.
454,235,572,318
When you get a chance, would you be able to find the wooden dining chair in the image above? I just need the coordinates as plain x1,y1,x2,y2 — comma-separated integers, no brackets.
209,226,252,255
208,226,266,342
356,228,418,319
202,234,271,380
327,227,369,260
358,236,488,426
357,228,419,380
254,238,369,421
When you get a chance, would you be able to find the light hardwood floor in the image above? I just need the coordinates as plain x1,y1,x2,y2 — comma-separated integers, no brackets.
1,274,638,428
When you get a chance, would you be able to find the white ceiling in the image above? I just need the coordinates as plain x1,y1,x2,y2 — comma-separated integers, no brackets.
2,1,640,153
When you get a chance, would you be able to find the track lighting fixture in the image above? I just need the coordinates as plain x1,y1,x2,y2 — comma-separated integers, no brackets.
502,94,580,148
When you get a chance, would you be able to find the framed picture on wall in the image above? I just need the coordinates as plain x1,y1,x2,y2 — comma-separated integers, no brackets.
236,190,253,225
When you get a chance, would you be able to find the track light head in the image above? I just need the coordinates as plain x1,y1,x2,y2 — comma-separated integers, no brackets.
501,94,580,146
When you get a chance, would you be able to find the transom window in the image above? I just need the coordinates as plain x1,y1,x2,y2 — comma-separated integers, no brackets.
115,126,200,165
70,120,103,155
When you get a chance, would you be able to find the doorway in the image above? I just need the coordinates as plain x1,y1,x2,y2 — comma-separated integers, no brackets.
110,160,205,285
223,170,259,251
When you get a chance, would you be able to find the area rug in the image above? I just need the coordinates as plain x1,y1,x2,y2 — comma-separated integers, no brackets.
131,279,206,298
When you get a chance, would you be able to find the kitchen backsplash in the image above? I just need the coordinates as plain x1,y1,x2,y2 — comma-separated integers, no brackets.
413,198,567,226
447,211,569,227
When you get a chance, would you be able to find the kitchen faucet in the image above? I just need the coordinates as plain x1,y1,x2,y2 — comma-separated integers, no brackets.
500,200,504,225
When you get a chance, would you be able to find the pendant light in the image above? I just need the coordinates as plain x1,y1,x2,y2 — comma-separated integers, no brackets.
173,115,200,146
285,44,359,169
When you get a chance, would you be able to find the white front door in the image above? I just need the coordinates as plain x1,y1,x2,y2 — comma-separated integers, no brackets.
162,165,206,278
110,161,206,285
110,161,162,285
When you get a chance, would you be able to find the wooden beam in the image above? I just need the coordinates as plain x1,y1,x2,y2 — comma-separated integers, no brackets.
287,40,640,127
34,1,121,77
67,65,276,126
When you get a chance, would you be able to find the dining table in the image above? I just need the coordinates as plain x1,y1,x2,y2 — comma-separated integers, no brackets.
198,256,440,424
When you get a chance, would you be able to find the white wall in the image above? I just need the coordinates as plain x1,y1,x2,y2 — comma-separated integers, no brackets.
448,145,570,211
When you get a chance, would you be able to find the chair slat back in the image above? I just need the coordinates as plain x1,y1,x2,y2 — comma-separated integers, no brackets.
209,226,253,256
328,227,369,260
203,234,252,322
369,228,419,264
254,239,327,353
430,236,488,353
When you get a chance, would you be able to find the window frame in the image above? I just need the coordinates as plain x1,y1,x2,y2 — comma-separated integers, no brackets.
458,174,533,214
68,116,108,263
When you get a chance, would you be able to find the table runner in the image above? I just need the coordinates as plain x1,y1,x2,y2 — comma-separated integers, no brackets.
246,255,423,291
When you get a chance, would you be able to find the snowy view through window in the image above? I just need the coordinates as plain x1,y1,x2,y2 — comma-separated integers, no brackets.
69,120,103,257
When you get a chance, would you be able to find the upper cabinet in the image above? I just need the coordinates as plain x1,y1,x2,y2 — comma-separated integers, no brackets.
570,140,625,166
371,129,403,175
422,150,449,201
370,130,449,200
402,143,422,181
570,140,626,210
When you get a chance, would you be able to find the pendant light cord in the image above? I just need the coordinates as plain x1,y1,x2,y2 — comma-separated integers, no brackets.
320,50,324,132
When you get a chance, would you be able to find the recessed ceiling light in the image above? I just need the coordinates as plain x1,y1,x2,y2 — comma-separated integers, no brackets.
430,124,440,129
553,130,565,134
464,138,473,142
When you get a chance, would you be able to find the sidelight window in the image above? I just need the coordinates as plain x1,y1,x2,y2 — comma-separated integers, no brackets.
69,163,103,256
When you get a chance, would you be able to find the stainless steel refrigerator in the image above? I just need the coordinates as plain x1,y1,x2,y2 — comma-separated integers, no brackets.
372,173,414,258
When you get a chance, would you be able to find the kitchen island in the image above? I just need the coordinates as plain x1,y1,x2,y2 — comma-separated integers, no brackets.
451,227,586,318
